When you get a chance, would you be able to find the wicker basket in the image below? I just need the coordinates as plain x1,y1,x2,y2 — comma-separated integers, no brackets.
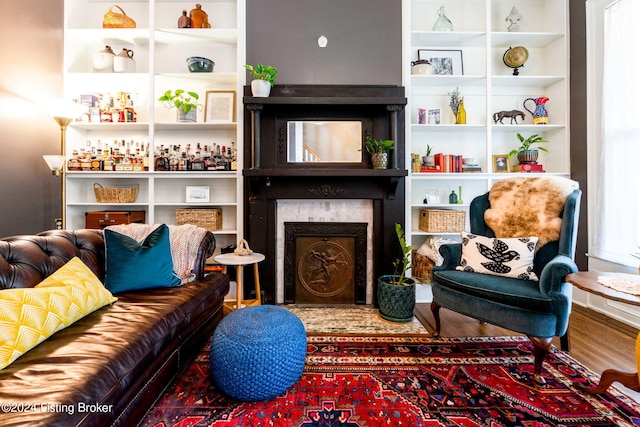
176,208,223,231
412,250,435,282
419,209,466,233
93,183,139,203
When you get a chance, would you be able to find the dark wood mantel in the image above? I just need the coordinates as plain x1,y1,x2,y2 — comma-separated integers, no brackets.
242,85,407,305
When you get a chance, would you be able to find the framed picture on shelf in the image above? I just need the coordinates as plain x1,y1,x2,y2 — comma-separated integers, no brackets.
204,90,235,123
186,186,210,203
427,108,441,124
492,154,510,173
418,49,463,75
424,189,440,204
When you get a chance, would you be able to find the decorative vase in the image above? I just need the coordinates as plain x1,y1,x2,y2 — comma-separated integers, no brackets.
251,79,272,97
455,100,466,124
371,153,389,169
377,275,416,323
432,5,453,31
517,149,539,164
177,108,197,123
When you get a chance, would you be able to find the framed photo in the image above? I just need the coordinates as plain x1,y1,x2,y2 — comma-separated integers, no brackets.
492,154,510,173
418,49,464,75
427,108,441,124
204,90,235,123
186,186,210,203
424,189,440,204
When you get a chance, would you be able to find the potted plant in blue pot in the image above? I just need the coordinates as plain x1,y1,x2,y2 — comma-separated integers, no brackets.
377,223,416,323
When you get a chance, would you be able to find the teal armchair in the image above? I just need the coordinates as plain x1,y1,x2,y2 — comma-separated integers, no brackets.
430,181,581,385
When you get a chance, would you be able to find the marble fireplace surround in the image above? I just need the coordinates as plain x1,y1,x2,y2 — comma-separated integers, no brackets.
242,85,407,306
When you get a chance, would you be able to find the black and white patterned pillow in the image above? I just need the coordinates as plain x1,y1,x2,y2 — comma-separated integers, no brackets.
456,231,539,281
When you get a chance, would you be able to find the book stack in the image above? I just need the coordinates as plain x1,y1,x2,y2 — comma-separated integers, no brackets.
512,163,545,173
462,162,482,173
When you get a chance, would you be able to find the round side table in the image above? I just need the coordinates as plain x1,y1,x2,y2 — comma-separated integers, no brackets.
214,252,265,313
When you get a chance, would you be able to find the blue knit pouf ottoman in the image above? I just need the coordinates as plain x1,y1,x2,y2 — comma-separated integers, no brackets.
210,305,307,401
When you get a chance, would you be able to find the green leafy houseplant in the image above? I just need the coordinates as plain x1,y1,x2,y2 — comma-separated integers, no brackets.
508,133,549,158
364,136,395,154
391,223,413,286
158,89,202,114
244,63,278,86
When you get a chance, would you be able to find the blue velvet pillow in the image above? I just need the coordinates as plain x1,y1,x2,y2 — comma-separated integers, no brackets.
104,224,181,293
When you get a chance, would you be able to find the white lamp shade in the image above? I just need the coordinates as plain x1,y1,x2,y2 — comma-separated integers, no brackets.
43,155,66,172
42,99,88,120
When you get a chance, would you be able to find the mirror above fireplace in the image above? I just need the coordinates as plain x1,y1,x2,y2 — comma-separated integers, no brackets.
286,121,362,163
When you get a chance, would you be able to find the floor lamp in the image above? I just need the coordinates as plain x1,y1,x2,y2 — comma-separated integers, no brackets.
42,101,88,230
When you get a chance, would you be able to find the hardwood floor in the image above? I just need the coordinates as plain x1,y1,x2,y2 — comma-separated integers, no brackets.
414,303,639,381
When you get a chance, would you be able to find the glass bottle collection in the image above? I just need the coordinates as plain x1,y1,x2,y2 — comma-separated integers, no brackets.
67,139,237,172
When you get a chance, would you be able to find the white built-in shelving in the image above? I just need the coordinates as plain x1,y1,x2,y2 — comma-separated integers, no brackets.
63,0,245,255
404,0,570,282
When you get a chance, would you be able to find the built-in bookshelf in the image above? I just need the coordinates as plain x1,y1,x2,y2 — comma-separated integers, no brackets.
405,0,570,283
63,0,245,255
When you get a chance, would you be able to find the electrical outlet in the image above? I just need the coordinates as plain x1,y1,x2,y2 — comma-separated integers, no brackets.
55,218,63,230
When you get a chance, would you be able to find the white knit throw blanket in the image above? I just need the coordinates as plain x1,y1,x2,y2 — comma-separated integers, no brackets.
106,223,208,284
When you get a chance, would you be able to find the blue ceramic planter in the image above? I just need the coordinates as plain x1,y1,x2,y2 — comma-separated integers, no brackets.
377,275,416,323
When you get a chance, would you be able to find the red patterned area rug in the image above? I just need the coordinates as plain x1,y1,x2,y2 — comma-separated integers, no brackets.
141,335,640,427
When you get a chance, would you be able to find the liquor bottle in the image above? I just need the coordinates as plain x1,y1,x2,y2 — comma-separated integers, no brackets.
178,151,188,171
190,144,205,171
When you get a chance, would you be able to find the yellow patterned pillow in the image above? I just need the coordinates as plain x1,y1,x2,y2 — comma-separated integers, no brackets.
0,257,117,369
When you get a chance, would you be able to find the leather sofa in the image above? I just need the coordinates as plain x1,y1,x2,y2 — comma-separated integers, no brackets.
0,229,229,427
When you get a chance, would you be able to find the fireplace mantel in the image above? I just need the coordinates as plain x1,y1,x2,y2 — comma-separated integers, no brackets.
242,85,407,306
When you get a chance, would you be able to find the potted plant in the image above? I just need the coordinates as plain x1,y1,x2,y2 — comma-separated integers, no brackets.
377,223,417,323
158,89,202,123
508,133,549,164
422,144,434,167
364,136,394,170
244,63,278,97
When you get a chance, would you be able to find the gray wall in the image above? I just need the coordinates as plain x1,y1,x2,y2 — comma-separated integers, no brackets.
246,0,402,85
0,0,64,235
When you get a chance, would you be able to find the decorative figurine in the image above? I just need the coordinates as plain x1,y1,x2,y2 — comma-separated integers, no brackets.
432,6,453,31
506,6,522,32
493,109,525,124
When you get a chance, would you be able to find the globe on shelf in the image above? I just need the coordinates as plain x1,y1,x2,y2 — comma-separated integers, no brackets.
503,46,529,76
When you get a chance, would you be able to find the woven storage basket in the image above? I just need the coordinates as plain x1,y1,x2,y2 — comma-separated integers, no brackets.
412,250,435,282
175,208,222,231
419,209,466,233
93,183,139,203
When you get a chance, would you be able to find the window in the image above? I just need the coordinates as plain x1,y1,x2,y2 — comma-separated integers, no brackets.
588,0,640,267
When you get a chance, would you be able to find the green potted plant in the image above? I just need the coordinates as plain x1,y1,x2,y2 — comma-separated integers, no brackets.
377,223,417,323
158,89,202,123
244,63,278,97
364,136,394,169
422,144,434,167
508,133,549,164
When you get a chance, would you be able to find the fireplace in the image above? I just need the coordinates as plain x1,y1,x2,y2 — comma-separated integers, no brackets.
242,85,407,305
284,222,367,304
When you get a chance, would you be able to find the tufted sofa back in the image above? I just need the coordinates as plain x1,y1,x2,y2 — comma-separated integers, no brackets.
0,228,216,290
0,230,106,290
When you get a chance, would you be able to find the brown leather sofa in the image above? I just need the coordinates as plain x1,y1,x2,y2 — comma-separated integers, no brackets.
0,229,229,427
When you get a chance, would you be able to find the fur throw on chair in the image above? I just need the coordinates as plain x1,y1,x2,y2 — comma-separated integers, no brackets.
484,177,578,249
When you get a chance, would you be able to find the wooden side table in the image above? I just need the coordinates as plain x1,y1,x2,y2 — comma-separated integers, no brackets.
215,252,265,314
567,271,640,394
